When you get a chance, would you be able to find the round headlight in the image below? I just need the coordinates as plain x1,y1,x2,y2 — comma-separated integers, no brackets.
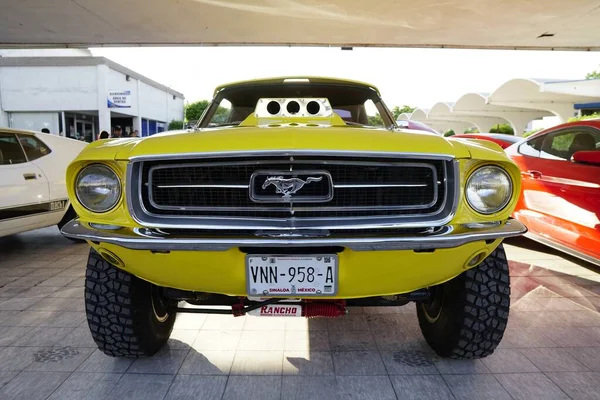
75,164,121,213
466,166,512,214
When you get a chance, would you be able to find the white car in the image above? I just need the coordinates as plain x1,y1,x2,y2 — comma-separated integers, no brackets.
0,128,87,237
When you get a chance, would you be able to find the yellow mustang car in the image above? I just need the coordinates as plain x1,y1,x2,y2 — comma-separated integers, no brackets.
62,77,526,359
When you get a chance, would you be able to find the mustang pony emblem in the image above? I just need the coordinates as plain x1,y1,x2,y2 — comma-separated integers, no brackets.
262,176,323,198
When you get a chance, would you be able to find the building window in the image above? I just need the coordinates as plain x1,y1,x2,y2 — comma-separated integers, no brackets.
8,112,60,134
140,119,166,136
65,113,97,143
142,118,149,137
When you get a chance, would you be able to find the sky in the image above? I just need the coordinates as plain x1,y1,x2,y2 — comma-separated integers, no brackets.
90,46,599,110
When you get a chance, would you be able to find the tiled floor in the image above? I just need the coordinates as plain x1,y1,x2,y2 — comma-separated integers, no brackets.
0,227,599,399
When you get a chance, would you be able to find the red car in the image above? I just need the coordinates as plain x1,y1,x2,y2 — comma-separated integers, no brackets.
454,133,523,149
505,120,600,265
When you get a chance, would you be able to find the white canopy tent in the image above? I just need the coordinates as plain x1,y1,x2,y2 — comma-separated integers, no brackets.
427,102,507,134
405,79,600,136
487,78,598,123
410,108,473,134
453,93,551,136
542,79,600,98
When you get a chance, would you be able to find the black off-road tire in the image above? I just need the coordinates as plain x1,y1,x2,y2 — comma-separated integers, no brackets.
416,244,510,359
85,249,177,357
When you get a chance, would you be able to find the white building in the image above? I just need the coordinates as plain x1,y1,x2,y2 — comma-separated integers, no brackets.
0,52,184,141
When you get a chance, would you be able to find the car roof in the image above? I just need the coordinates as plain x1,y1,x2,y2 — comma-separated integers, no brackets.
213,76,380,96
0,127,37,136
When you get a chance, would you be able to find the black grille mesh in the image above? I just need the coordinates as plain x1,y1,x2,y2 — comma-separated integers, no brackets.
140,156,447,219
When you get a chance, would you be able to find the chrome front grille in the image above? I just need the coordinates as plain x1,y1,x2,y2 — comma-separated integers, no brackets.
127,152,458,230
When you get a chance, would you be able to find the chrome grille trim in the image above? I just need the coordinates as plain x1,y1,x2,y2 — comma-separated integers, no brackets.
147,161,438,211
156,184,249,189
126,151,459,230
334,183,428,188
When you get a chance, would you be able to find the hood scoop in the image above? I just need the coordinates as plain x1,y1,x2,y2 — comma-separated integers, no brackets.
239,98,347,127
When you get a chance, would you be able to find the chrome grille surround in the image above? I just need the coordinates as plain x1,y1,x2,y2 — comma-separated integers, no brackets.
126,151,459,231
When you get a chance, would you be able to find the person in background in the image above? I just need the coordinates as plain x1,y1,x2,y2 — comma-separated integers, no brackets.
41,128,50,134
130,129,140,137
98,131,109,140
112,125,122,138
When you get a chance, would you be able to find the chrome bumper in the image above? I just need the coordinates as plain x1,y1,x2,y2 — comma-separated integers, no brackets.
61,219,527,252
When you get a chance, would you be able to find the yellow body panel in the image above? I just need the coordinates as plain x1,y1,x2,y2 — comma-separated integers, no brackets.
118,126,471,160
91,239,502,298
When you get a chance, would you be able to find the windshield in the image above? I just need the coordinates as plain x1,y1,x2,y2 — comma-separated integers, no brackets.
199,83,395,128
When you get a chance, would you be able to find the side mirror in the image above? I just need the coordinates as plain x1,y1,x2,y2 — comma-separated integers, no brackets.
571,151,600,166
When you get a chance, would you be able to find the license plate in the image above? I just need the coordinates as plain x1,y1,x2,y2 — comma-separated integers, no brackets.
246,254,338,296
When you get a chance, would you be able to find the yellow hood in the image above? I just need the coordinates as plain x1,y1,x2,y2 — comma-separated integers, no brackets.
80,126,476,161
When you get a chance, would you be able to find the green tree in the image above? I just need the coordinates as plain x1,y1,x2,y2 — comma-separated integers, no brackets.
368,114,384,126
212,106,231,124
185,100,233,125
586,67,600,79
391,105,416,120
489,124,514,135
568,112,600,122
168,120,184,130
185,100,210,121
444,129,455,137
464,126,479,133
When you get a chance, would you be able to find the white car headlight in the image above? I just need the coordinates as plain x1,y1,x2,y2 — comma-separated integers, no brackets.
466,166,512,214
75,164,121,213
